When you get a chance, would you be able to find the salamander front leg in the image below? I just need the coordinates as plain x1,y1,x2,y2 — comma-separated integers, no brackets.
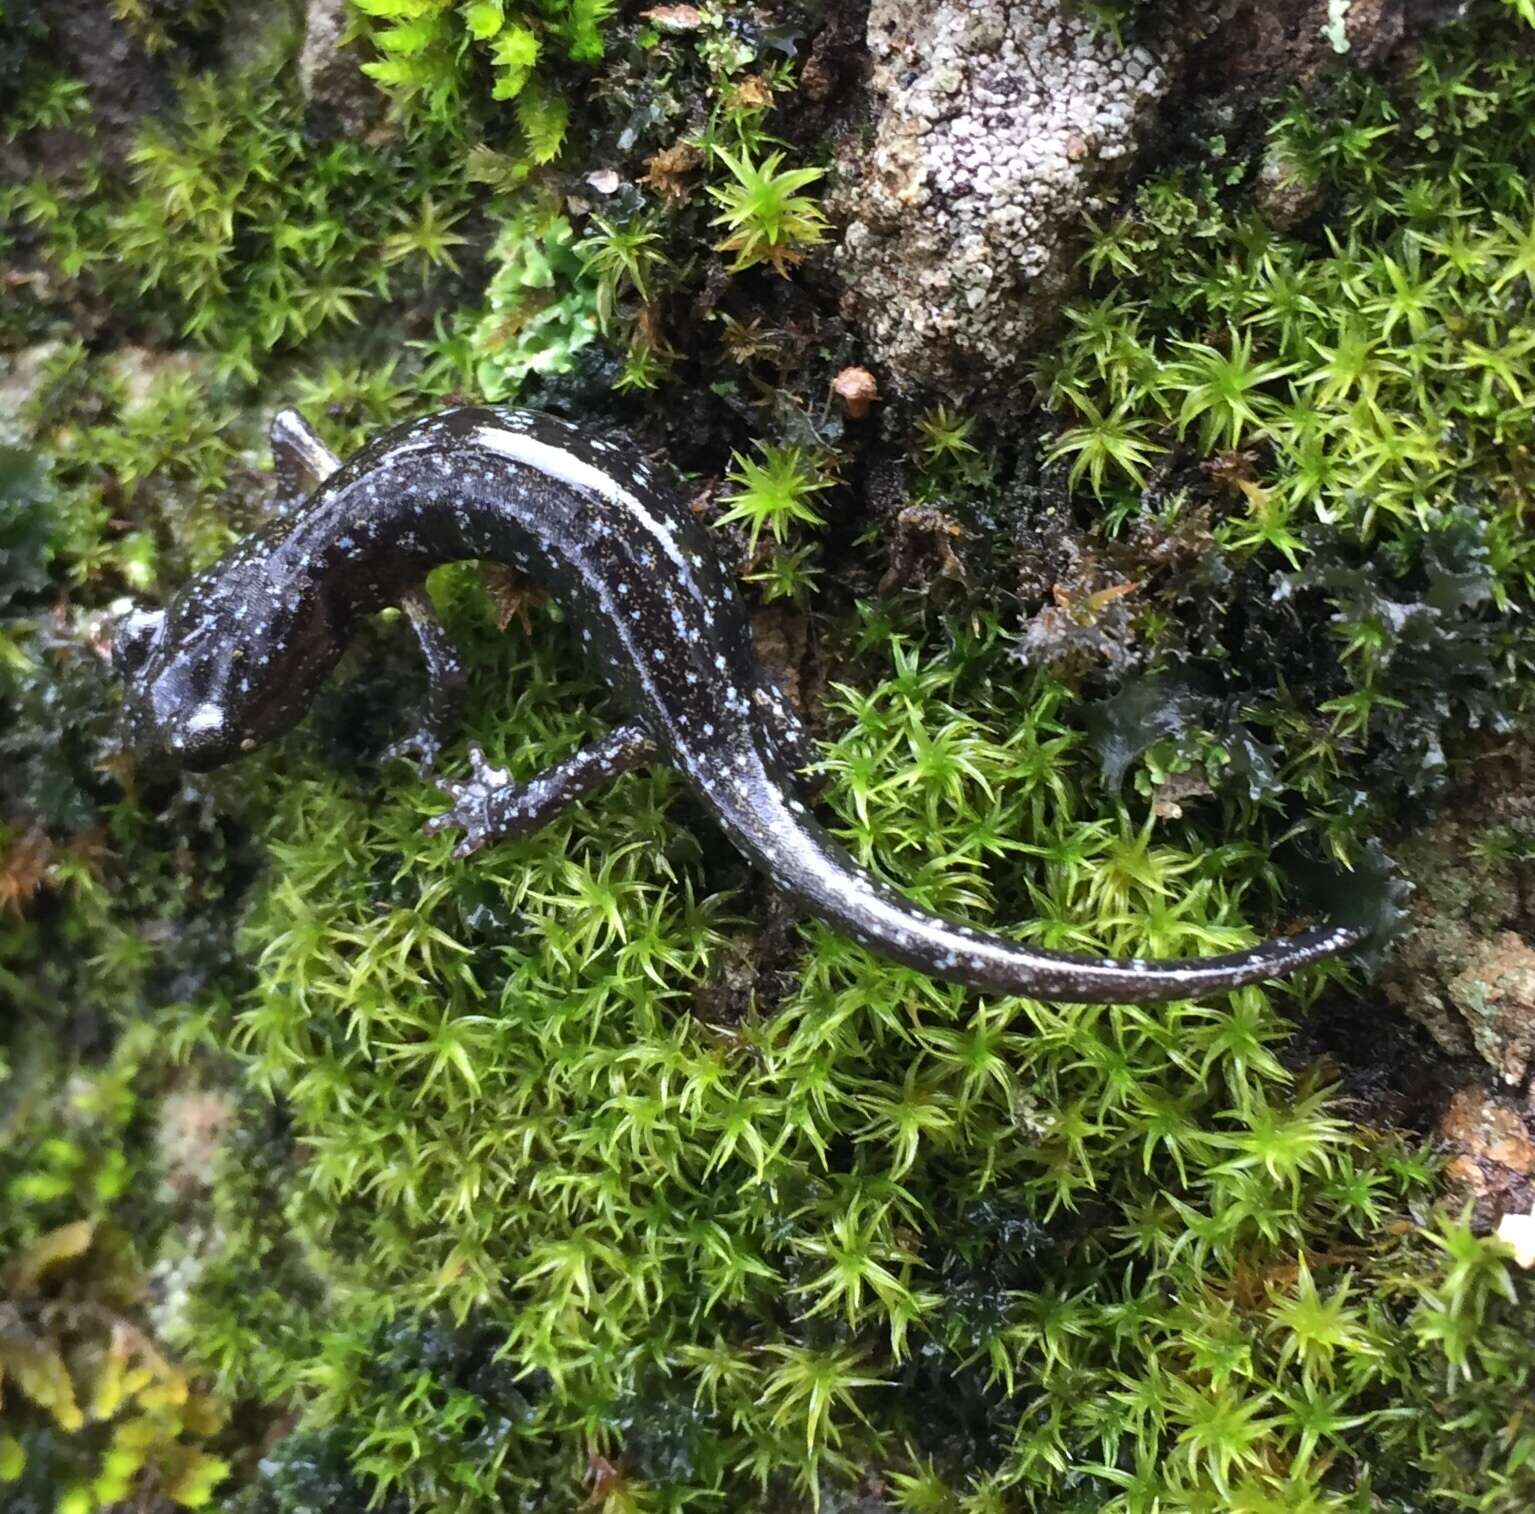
424,721,657,858
382,590,468,775
269,407,340,514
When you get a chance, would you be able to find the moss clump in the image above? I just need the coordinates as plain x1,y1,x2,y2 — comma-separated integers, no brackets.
2,78,490,380
351,0,612,141
173,595,1530,1510
0,1220,230,1513
469,208,600,400
109,0,231,55
1031,22,1535,859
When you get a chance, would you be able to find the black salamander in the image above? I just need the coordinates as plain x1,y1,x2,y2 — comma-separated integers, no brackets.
113,405,1362,1004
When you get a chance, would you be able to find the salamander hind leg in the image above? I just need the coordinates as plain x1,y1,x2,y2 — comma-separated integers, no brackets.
424,721,657,858
382,590,469,775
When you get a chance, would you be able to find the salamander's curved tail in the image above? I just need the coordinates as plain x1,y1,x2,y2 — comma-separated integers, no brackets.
697,737,1361,1005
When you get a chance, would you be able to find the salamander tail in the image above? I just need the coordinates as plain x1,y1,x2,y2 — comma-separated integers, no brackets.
698,739,1361,1005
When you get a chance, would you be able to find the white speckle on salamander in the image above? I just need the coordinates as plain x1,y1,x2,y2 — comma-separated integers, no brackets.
471,421,695,578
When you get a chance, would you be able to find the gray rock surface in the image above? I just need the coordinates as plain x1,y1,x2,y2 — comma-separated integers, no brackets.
832,0,1458,395
835,0,1182,395
300,0,387,139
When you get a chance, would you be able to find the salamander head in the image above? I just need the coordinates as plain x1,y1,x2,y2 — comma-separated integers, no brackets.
112,546,336,771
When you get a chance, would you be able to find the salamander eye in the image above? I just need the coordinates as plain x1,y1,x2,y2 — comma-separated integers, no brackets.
111,608,166,677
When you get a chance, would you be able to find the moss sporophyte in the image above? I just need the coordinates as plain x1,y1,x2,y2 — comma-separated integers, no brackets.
112,405,1362,1005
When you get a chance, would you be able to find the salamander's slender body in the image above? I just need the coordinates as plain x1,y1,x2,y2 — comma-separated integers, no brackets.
114,405,1361,1004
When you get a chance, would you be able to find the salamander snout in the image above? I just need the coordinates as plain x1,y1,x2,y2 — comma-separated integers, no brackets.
111,603,248,771
158,699,244,769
